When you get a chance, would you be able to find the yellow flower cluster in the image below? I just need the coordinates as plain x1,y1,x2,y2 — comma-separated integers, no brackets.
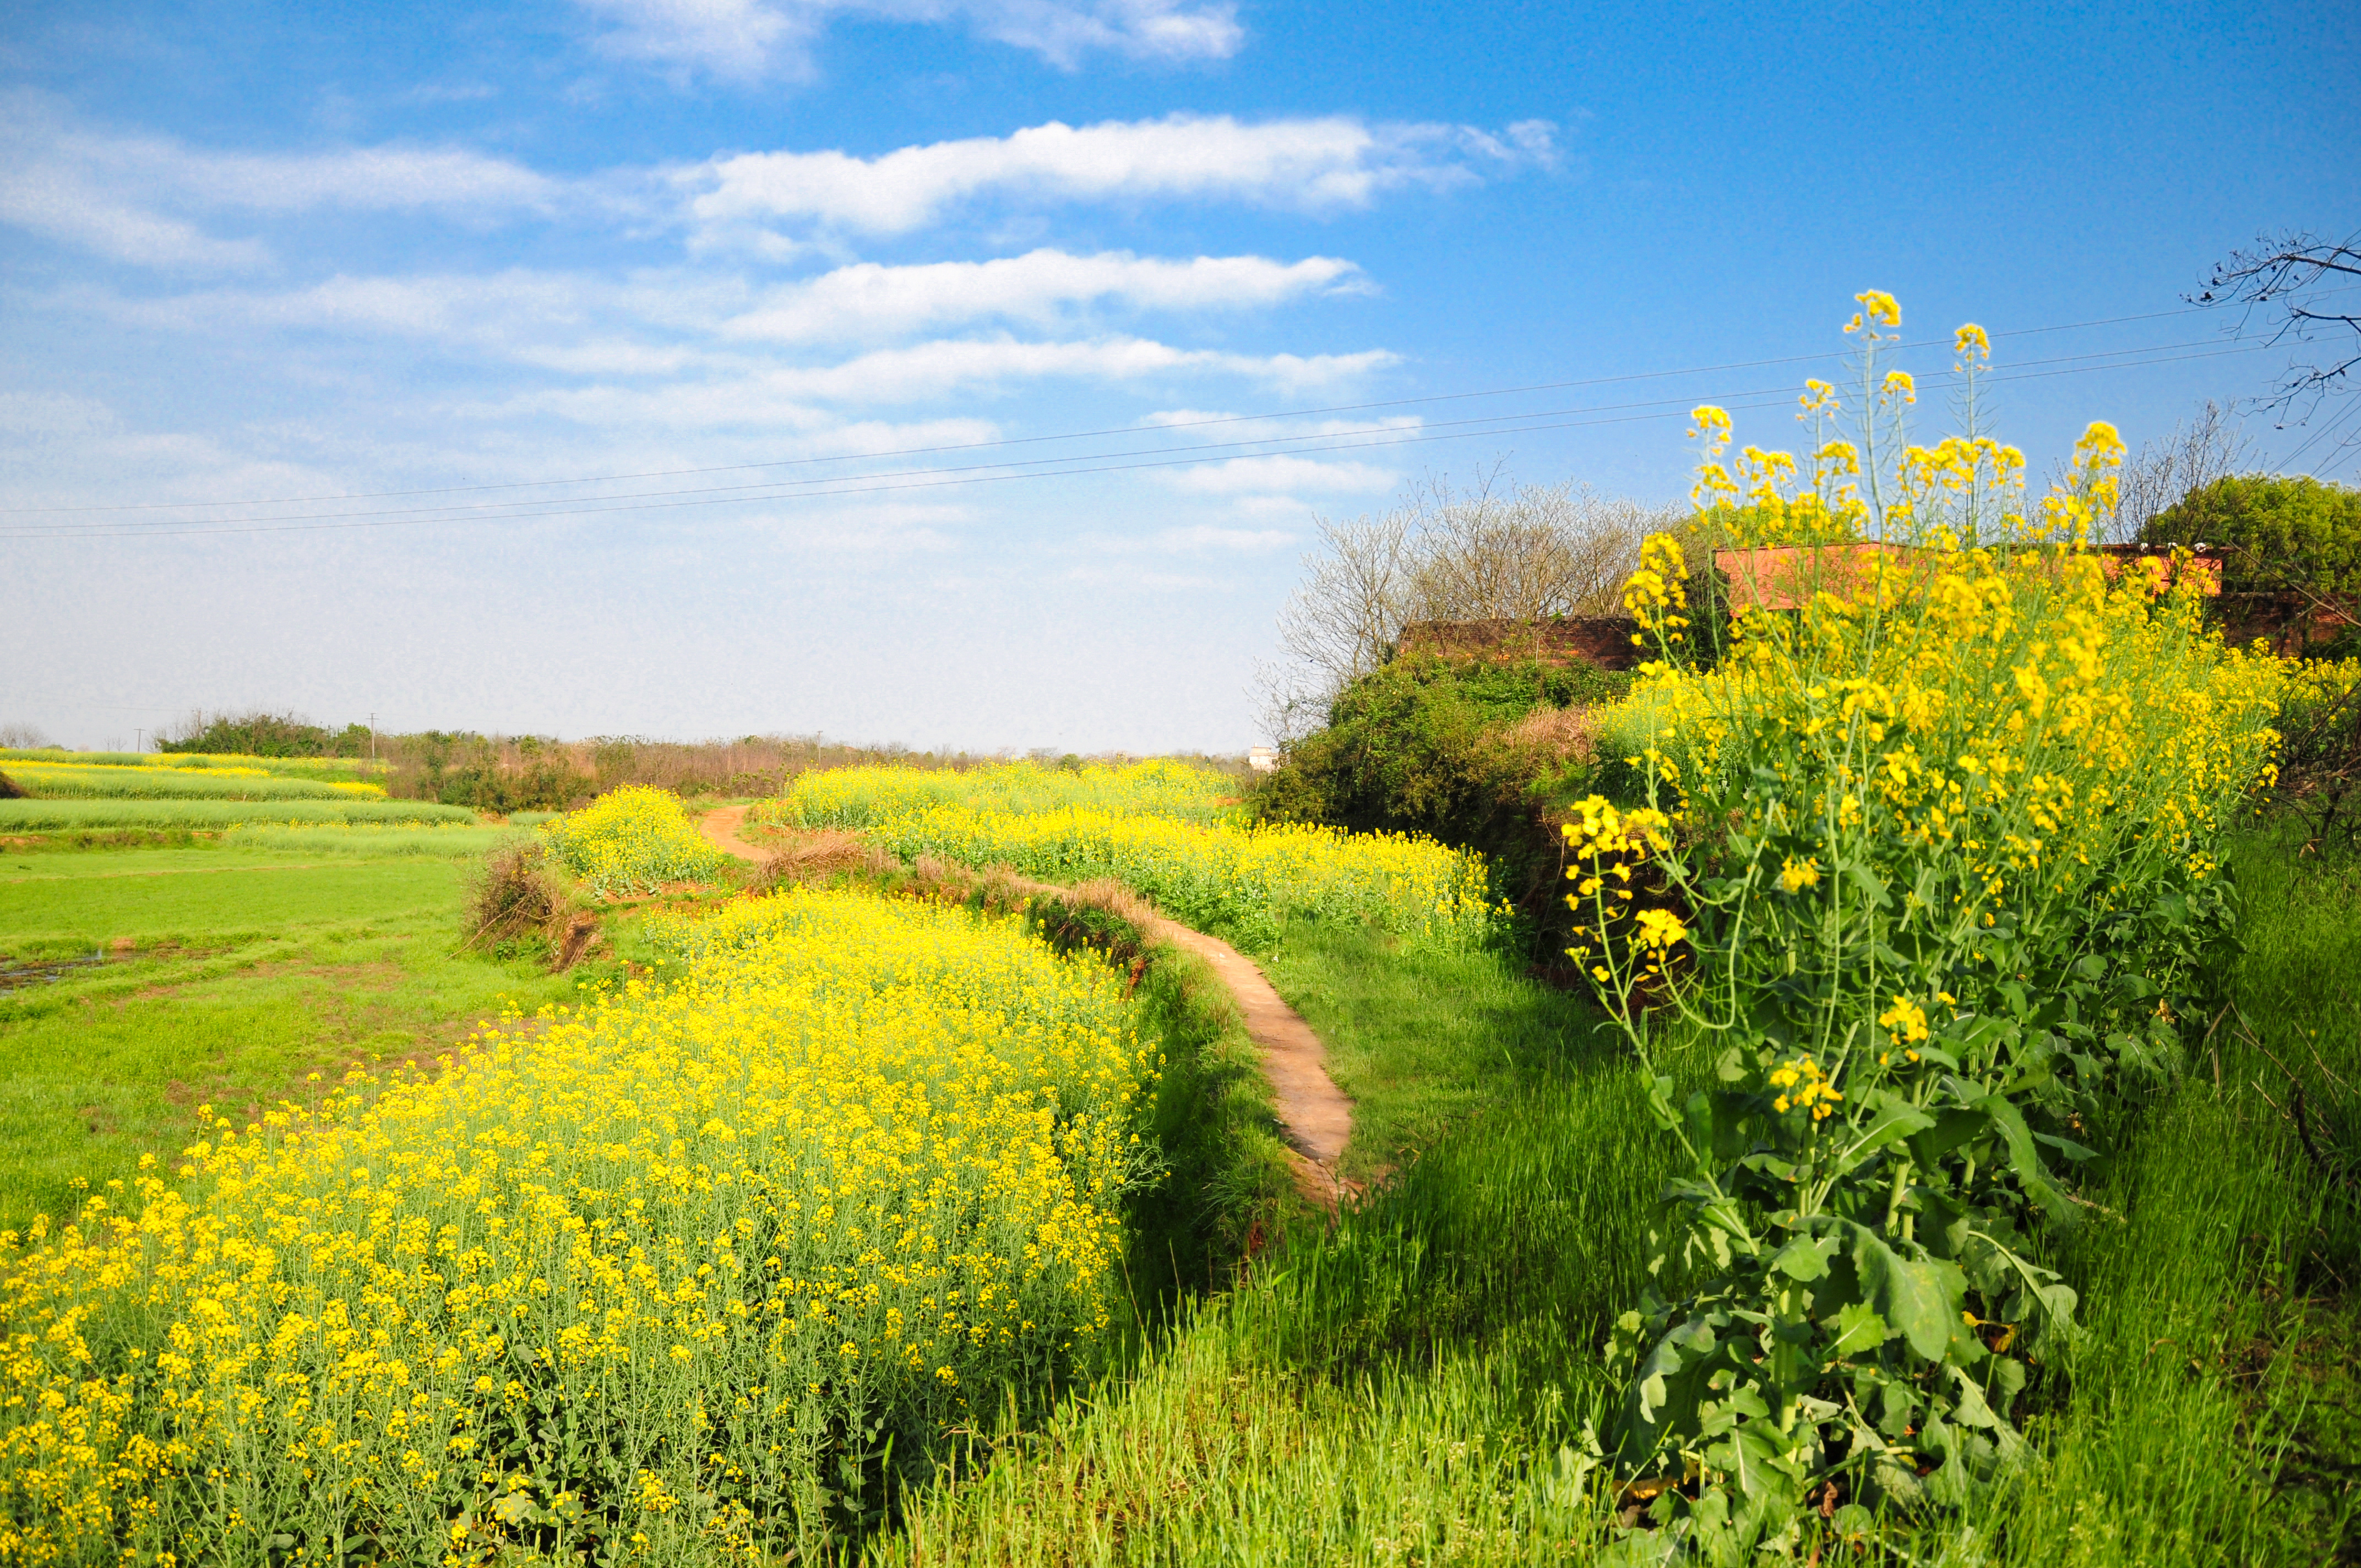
781,759,1236,830
848,802,1501,947
540,783,732,896
1561,797,1678,981
1765,1057,1843,1121
1574,292,2284,1095
1621,533,1693,657
0,886,1150,1560
775,760,1500,946
0,761,387,802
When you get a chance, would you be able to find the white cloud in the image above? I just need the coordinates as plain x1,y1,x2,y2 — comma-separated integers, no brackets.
0,390,118,438
96,270,742,375
79,259,1389,390
1156,454,1399,495
576,0,1239,82
1152,523,1293,551
685,113,1558,236
721,249,1366,343
505,336,1395,426
0,90,565,270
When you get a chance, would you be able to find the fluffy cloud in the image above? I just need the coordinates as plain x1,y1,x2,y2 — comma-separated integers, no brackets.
505,336,1397,426
85,249,1380,383
685,113,1557,236
1154,453,1399,495
721,249,1366,343
575,0,1241,81
0,91,564,270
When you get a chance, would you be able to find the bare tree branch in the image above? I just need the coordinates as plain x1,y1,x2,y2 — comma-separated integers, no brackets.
1257,468,1680,741
2192,229,2361,444
2113,400,2250,543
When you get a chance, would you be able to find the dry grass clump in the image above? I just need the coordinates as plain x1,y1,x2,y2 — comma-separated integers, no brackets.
460,839,592,967
756,828,896,890
0,771,23,801
1492,706,1596,770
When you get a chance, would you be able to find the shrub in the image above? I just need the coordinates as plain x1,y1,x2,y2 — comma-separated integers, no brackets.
1249,655,1628,927
1564,302,2284,1555
159,709,343,757
2270,656,2361,846
538,784,732,896
0,887,1152,1559
2142,472,2361,603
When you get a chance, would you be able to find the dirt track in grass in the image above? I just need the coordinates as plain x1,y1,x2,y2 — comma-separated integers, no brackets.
697,803,1356,1207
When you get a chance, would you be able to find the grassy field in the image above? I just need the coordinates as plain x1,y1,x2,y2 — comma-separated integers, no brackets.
0,832,586,1233
0,763,384,801
0,797,477,831
0,747,390,783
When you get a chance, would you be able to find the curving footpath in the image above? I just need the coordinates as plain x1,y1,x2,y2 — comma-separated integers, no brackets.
698,804,1356,1208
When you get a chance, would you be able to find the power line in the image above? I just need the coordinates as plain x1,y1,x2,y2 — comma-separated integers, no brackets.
2286,393,2361,476
0,300,2270,520
2,334,2278,537
2,339,2279,542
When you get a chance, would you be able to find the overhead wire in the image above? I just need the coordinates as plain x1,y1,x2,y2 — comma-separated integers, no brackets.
0,300,2284,522
1,336,2283,542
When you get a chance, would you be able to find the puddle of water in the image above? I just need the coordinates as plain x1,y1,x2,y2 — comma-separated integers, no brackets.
0,953,110,994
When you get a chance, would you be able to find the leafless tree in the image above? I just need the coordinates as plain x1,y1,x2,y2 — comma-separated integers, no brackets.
2193,230,2361,463
0,722,51,749
1256,467,1681,741
2113,401,2251,542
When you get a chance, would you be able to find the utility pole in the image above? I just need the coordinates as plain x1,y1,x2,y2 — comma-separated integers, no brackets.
134,728,144,754
369,713,377,764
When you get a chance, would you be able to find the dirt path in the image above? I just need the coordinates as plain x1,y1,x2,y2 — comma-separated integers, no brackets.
699,803,765,860
694,806,1357,1208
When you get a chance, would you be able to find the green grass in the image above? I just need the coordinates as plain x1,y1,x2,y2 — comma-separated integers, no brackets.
872,828,2361,1565
216,823,521,857
1261,916,1606,1183
4,816,2353,1560
875,935,1680,1562
0,838,587,1234
0,797,476,831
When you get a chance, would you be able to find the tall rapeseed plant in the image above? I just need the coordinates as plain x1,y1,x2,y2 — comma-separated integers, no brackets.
1567,297,2284,1555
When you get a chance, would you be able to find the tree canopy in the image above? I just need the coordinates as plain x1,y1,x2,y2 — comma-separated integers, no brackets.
2141,473,2361,606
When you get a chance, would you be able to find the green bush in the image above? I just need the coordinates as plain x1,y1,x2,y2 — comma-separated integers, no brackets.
1249,655,1629,924
2142,473,2361,649
159,711,375,758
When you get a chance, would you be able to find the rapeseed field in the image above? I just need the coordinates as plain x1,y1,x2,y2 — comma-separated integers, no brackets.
0,886,1152,1562
777,764,1499,946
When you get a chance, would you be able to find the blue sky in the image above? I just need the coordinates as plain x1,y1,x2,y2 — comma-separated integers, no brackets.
4,0,2355,751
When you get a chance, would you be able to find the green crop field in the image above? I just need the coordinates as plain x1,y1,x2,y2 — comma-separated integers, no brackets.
0,797,477,831
0,835,587,1233
0,748,390,784
1,763,380,801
